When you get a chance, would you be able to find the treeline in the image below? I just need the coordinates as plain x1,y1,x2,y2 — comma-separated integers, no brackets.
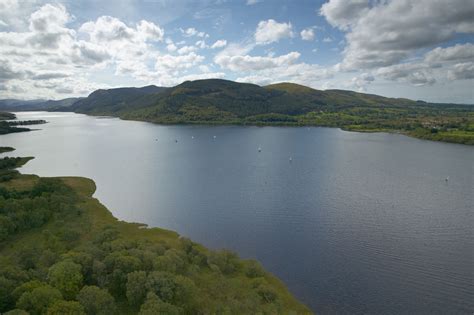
7,120,47,126
0,112,16,120
0,156,310,314
0,156,33,182
0,121,31,135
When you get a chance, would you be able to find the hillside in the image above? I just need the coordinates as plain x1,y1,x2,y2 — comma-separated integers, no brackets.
67,85,167,115
0,151,311,314
65,79,474,144
0,98,83,111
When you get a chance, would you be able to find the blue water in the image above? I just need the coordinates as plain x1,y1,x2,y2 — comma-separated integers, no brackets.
2,112,473,314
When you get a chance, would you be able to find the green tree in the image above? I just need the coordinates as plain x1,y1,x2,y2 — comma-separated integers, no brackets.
48,260,83,299
77,286,116,315
16,285,62,315
46,300,86,315
138,292,181,315
146,272,197,310
126,271,148,307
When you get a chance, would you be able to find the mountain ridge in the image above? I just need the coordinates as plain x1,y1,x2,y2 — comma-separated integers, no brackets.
3,79,473,144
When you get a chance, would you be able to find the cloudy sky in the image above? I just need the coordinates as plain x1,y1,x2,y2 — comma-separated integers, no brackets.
0,0,473,103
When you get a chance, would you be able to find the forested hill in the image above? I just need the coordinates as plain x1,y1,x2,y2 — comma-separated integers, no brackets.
64,79,474,144
0,98,82,111
66,85,167,114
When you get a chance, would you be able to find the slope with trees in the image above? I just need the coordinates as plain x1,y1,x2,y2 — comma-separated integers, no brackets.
66,79,474,145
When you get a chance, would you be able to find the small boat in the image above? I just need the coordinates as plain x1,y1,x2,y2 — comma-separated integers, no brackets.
191,136,194,139
258,147,262,152
289,157,293,162
175,139,178,143
445,176,449,182
213,135,217,139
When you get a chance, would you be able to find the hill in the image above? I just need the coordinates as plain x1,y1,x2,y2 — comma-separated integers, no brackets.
65,79,473,144
0,151,311,314
67,85,167,115
0,98,83,111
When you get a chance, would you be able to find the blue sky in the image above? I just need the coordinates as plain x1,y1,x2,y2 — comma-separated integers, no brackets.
0,0,473,103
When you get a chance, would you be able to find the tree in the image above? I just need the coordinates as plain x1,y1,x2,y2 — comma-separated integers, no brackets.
126,271,148,307
207,250,240,274
46,300,86,315
138,292,181,315
48,260,83,299
146,272,197,310
16,285,62,315
77,286,116,315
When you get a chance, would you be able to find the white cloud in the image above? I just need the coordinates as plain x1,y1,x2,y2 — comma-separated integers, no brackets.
136,20,164,42
323,37,333,43
177,45,196,54
246,0,261,5
166,43,177,52
300,28,315,41
425,43,474,64
181,27,208,38
447,62,474,80
211,39,227,49
376,63,436,86
215,51,300,72
320,0,369,31
195,40,207,49
351,73,374,91
320,0,474,70
155,52,204,71
255,19,293,45
79,16,163,44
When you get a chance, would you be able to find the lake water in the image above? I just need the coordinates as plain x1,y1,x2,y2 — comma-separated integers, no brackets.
2,112,473,314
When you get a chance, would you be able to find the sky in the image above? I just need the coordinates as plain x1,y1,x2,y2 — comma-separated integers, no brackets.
0,0,473,103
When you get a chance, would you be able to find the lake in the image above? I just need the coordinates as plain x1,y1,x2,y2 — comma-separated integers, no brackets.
2,112,473,314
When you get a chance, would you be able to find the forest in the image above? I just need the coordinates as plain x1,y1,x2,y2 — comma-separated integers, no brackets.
0,148,310,314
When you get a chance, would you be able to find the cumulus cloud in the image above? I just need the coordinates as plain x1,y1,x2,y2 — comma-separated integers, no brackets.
0,59,28,81
448,62,474,80
377,63,436,86
351,72,374,91
180,27,208,38
79,16,163,44
215,51,300,72
300,28,315,41
255,19,293,45
320,0,369,31
211,39,227,49
425,43,474,64
155,52,204,71
320,0,474,70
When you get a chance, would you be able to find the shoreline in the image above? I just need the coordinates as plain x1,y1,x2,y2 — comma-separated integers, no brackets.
0,152,312,314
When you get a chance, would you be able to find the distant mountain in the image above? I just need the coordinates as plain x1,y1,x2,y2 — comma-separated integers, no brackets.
70,79,422,118
65,79,473,144
66,85,167,114
0,97,83,111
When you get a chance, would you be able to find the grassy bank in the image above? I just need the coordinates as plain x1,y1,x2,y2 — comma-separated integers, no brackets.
0,154,311,314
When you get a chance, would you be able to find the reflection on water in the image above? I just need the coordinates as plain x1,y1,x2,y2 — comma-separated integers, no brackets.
3,112,473,314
